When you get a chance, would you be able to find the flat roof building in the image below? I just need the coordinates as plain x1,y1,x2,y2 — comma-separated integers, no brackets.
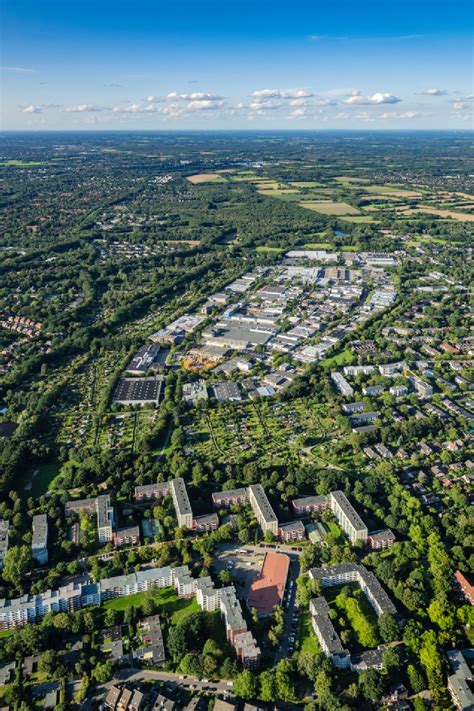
309,597,350,669
134,482,170,501
31,514,48,565
247,552,289,616
96,495,114,544
329,490,368,544
447,649,474,710
291,495,329,516
248,484,278,536
112,376,163,406
170,478,193,529
126,343,162,375
0,521,9,570
212,488,249,508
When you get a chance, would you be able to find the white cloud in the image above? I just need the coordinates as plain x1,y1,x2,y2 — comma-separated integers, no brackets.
64,104,104,112
452,102,468,110
288,108,307,119
251,88,313,100
249,100,282,112
22,105,42,114
415,88,447,96
313,98,337,106
2,66,34,73
379,111,421,119
166,92,223,101
344,91,401,105
186,99,224,110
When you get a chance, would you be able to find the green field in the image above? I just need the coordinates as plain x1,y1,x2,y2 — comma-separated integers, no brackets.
19,461,61,498
255,246,284,254
104,586,198,619
321,348,355,367
297,609,320,654
3,160,48,167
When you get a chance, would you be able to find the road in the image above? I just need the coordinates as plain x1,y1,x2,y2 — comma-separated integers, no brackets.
88,668,233,708
275,555,300,663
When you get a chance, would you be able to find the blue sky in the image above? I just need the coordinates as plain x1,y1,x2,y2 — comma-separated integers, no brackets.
1,0,473,129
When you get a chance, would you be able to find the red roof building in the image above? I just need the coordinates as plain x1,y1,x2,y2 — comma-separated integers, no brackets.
247,552,290,617
454,570,474,605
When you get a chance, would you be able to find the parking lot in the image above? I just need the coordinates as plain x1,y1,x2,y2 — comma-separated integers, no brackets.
213,545,266,599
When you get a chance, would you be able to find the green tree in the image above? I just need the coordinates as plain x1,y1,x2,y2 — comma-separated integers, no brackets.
378,613,399,643
258,670,277,702
359,669,383,702
2,545,31,592
233,670,258,700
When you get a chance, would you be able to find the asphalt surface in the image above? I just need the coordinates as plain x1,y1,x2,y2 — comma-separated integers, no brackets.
89,669,233,709
275,555,300,663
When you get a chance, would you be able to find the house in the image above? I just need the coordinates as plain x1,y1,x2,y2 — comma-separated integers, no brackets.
454,570,474,605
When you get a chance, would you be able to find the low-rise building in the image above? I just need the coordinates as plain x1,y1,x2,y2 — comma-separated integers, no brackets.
212,488,249,508
113,526,140,548
247,552,289,617
291,495,329,516
454,570,474,605
447,649,474,710
367,529,395,550
134,482,170,501
278,520,305,541
192,514,219,532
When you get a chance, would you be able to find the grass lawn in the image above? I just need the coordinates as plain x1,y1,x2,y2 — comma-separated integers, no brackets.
0,629,14,639
303,242,333,249
299,201,360,216
17,461,61,498
340,215,377,223
255,246,284,253
104,585,198,618
3,160,48,166
297,609,320,654
321,348,355,367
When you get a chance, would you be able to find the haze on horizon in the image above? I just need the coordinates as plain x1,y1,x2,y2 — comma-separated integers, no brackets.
1,0,473,131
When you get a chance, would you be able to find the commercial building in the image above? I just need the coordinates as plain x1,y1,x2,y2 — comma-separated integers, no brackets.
0,521,9,569
247,552,290,616
248,484,278,536
125,343,162,375
112,376,163,407
31,514,48,565
182,381,208,406
329,491,368,544
170,478,193,529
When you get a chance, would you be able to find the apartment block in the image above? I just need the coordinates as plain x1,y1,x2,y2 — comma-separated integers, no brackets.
170,478,193,529
96,495,114,543
212,488,249,508
291,495,329,516
31,514,48,565
134,483,170,502
329,490,368,544
309,597,350,669
0,521,9,569
248,484,278,536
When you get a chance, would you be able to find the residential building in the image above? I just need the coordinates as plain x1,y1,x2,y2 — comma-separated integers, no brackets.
331,372,354,398
234,630,261,669
447,649,474,710
309,563,397,617
367,529,396,550
170,478,193,529
212,488,249,508
291,495,329,516
309,597,350,669
0,521,9,569
278,520,306,541
134,482,170,501
408,374,433,398
31,514,48,565
133,615,165,665
329,490,368,544
192,513,219,532
96,495,114,543
248,484,278,536
454,570,474,605
113,526,140,548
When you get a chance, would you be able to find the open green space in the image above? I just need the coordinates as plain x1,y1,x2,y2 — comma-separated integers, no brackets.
18,461,61,498
297,609,320,654
321,348,355,367
255,246,284,254
104,586,198,619
3,160,48,167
